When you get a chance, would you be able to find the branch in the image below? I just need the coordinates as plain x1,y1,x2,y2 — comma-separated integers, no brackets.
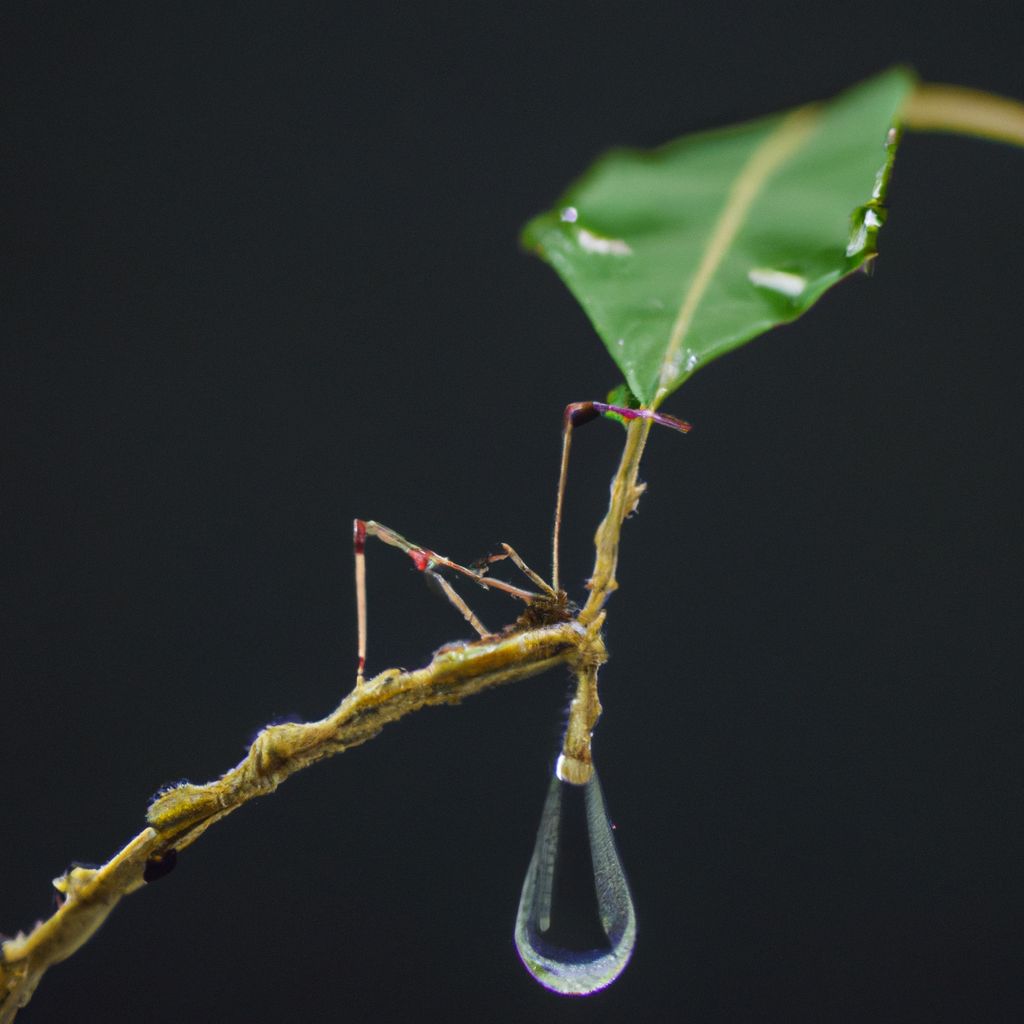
2,404,661,1021
580,418,653,625
0,618,596,1021
0,252,704,1024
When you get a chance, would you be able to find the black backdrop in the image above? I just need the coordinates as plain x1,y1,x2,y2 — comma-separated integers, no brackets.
2,4,1022,1022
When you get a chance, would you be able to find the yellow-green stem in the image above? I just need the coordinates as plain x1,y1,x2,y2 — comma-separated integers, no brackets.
903,83,1024,147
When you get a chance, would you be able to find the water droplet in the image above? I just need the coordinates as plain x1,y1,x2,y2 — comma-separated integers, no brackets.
616,338,625,348
514,768,636,995
560,206,578,223
845,205,885,258
683,349,699,373
663,351,683,381
871,165,886,200
576,227,632,256
747,267,807,298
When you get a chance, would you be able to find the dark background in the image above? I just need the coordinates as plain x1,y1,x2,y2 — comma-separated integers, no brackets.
2,3,1022,1022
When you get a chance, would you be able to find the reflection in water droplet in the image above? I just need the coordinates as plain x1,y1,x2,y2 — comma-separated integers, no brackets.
560,206,579,223
514,768,636,995
747,267,807,298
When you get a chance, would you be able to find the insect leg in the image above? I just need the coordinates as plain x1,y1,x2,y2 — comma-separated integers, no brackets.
551,402,692,593
425,570,490,638
360,520,538,599
497,543,556,596
354,519,509,679
353,519,368,688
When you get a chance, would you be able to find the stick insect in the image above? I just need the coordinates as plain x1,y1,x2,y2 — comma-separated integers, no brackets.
351,400,691,779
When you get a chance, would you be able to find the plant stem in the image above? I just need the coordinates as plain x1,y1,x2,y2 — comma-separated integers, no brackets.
0,620,590,1018
903,83,1024,147
578,416,654,625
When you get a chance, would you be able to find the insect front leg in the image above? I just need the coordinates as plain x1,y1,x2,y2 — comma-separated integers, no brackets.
551,402,692,592
352,519,494,688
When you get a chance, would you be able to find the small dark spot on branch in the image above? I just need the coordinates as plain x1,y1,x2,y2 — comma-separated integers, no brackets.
143,849,177,883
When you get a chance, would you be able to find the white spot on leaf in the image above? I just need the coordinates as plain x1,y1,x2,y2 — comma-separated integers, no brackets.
663,351,683,380
747,267,807,298
576,228,632,256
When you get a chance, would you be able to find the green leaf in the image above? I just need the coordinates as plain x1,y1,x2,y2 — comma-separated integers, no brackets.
605,381,640,409
523,68,916,406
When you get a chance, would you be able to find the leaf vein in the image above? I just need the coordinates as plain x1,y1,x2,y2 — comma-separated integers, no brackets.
653,104,821,405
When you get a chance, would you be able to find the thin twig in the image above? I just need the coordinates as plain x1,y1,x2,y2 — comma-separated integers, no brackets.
902,83,1024,147
579,417,654,626
1,546,613,1018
